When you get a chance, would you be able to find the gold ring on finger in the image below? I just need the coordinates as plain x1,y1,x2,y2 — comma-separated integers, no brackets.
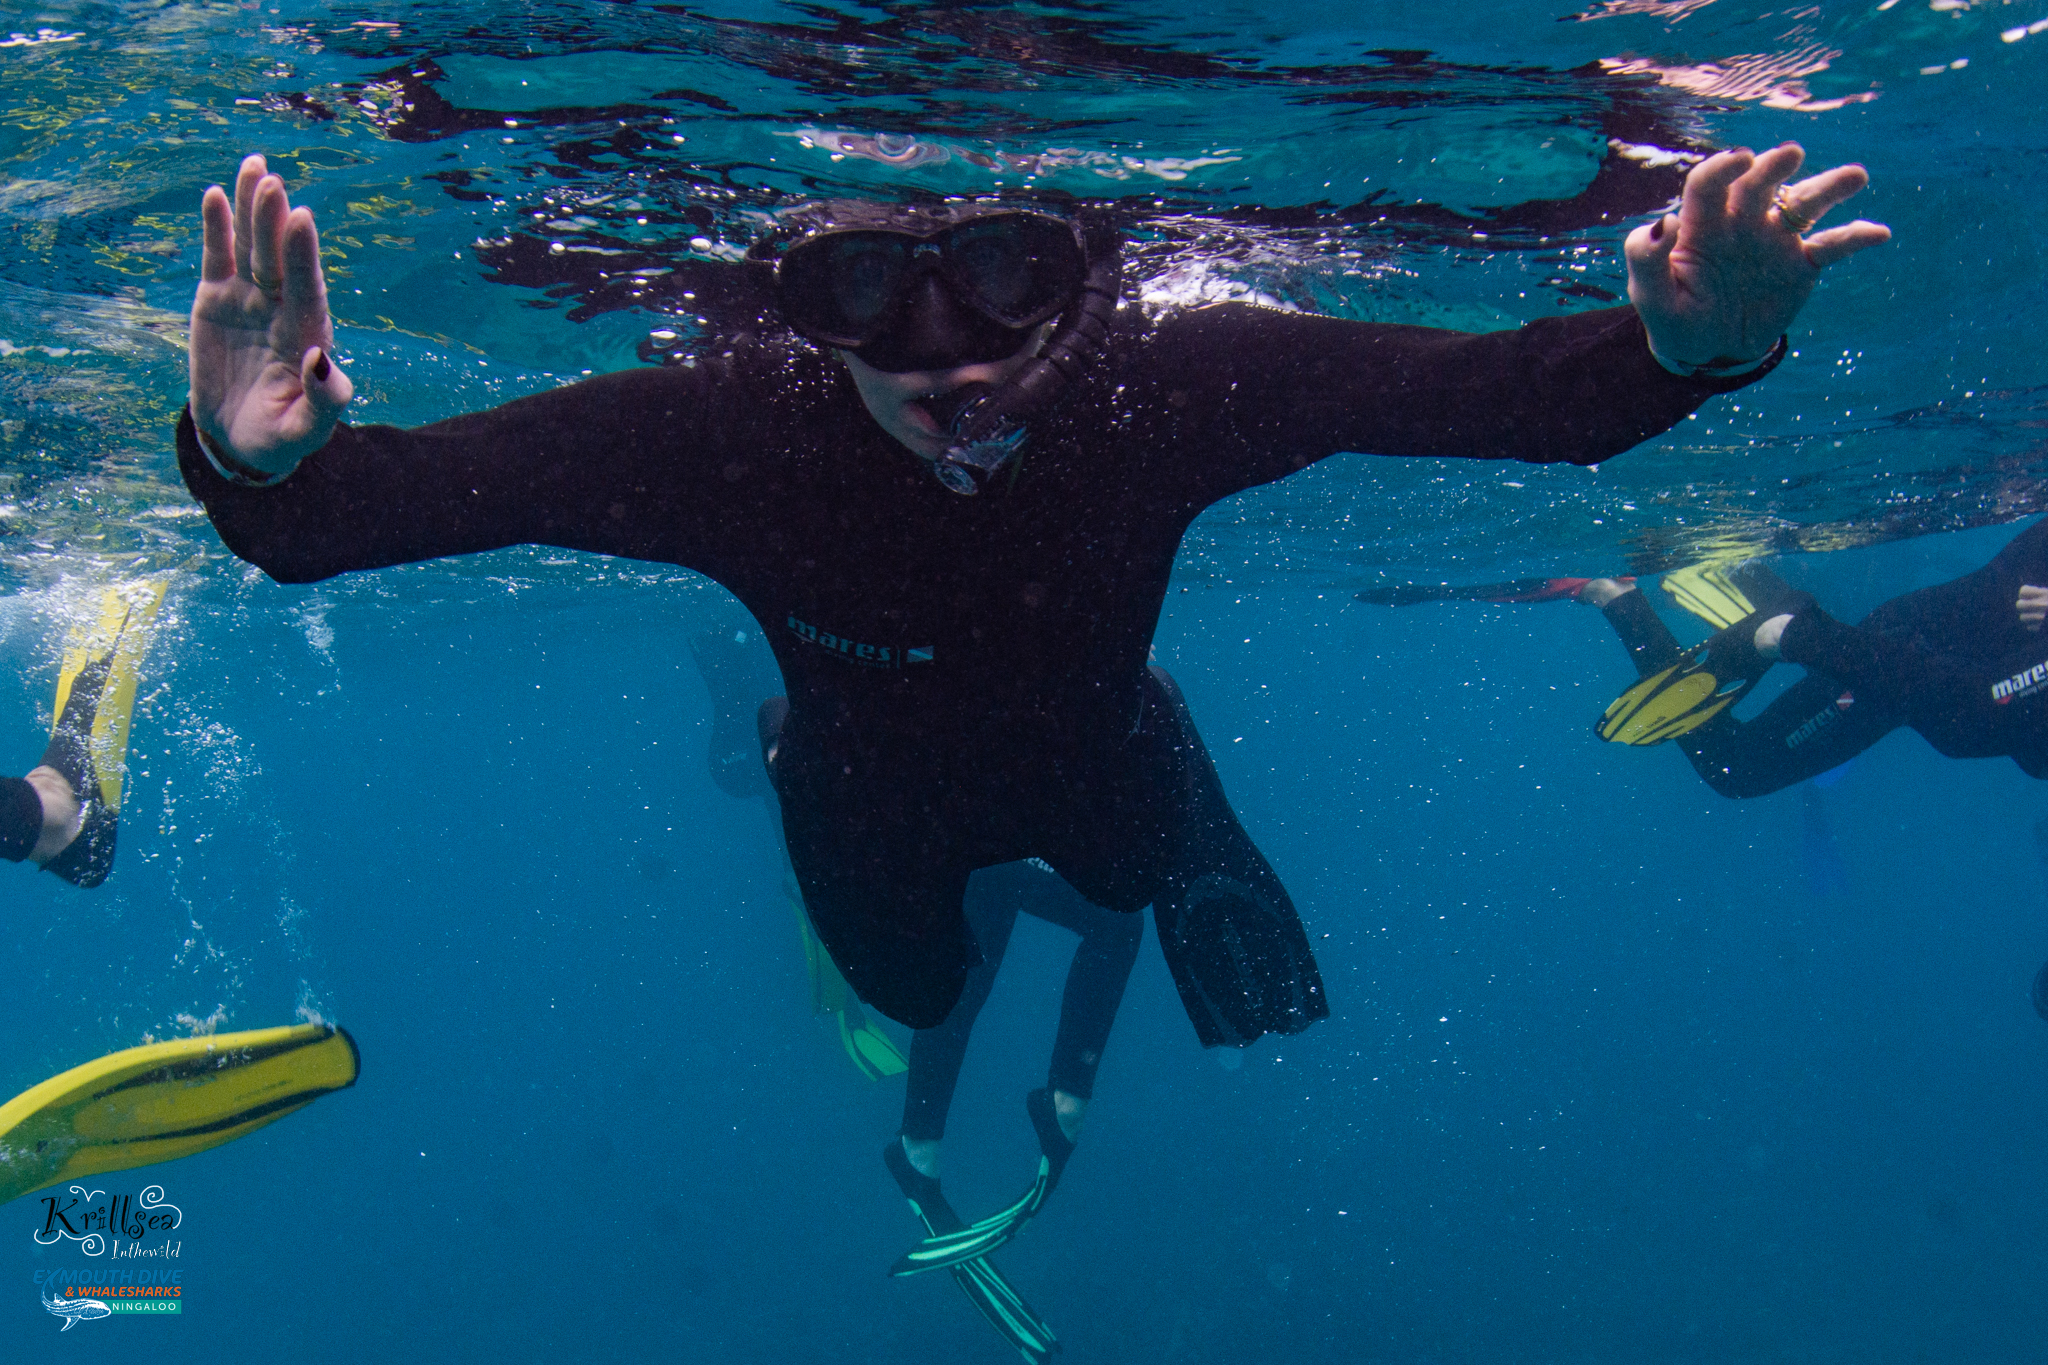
1771,186,1816,235
250,273,284,295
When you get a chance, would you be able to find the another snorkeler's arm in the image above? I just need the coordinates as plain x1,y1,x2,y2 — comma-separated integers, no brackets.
1626,143,1889,376
188,156,354,481
177,363,735,584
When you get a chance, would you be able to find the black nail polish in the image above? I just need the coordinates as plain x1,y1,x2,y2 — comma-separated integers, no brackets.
312,351,331,382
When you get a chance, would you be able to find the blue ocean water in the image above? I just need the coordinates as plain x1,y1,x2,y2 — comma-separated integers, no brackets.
2,0,2046,1360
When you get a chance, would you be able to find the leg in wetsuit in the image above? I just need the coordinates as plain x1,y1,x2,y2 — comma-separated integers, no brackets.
1599,587,1901,798
1598,520,2048,794
898,859,1143,1145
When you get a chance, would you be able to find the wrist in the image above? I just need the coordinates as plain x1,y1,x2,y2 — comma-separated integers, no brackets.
1648,334,1787,380
190,413,294,488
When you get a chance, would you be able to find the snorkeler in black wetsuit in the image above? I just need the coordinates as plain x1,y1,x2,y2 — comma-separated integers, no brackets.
174,144,1887,1041
1577,517,2048,797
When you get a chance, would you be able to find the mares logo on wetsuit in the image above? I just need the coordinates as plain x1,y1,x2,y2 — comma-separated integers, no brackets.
786,614,933,669
1785,692,1855,750
1992,659,2048,704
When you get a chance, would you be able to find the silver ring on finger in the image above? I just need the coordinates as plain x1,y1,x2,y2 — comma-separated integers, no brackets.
1771,186,1816,235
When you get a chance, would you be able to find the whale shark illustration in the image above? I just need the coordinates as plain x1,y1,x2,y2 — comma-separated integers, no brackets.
42,1289,112,1330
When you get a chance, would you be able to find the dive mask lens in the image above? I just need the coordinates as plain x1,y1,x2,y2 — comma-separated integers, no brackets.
936,216,1086,327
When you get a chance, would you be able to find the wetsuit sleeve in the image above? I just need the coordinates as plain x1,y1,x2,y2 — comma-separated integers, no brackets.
177,365,737,585
1,776,39,862
1134,303,1774,505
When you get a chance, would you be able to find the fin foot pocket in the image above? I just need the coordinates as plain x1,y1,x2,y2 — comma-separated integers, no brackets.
1024,1086,1075,1197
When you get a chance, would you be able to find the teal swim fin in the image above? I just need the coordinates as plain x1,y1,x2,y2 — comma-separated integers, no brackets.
892,1086,1077,1277
889,1157,1050,1277
884,1142,1060,1362
951,1254,1061,1364
790,879,908,1079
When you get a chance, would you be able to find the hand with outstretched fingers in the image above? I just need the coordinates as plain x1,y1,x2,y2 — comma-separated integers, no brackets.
188,154,354,479
1625,142,1891,372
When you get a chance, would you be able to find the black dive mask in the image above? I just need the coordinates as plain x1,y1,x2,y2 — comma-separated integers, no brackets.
771,211,1086,374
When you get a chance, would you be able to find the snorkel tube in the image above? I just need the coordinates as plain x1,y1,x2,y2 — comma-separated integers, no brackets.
924,224,1123,497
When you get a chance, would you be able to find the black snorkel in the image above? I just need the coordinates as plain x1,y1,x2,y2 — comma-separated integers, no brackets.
924,236,1122,497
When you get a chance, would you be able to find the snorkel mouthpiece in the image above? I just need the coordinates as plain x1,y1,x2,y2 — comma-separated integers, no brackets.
931,384,1027,496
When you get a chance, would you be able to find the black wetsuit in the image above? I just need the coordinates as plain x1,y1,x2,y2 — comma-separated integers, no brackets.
178,301,1753,1035
1,777,38,863
1602,518,2048,797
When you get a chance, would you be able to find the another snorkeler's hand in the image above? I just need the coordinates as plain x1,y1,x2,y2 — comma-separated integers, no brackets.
1625,143,1890,374
188,154,354,480
2018,584,2048,632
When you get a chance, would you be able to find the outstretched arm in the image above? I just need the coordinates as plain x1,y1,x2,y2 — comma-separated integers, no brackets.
188,154,355,480
1626,143,1890,374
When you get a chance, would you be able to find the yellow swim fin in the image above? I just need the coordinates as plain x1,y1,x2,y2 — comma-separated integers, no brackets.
1661,559,1802,634
0,1023,360,1207
789,878,908,1079
52,578,167,814
1597,584,1809,746
41,579,167,887
1660,562,1756,631
1596,647,1753,745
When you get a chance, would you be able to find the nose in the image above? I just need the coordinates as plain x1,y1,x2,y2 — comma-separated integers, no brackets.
888,272,985,369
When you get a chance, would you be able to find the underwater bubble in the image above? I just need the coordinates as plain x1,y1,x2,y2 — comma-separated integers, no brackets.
1266,1262,1292,1291
1215,1048,1243,1071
